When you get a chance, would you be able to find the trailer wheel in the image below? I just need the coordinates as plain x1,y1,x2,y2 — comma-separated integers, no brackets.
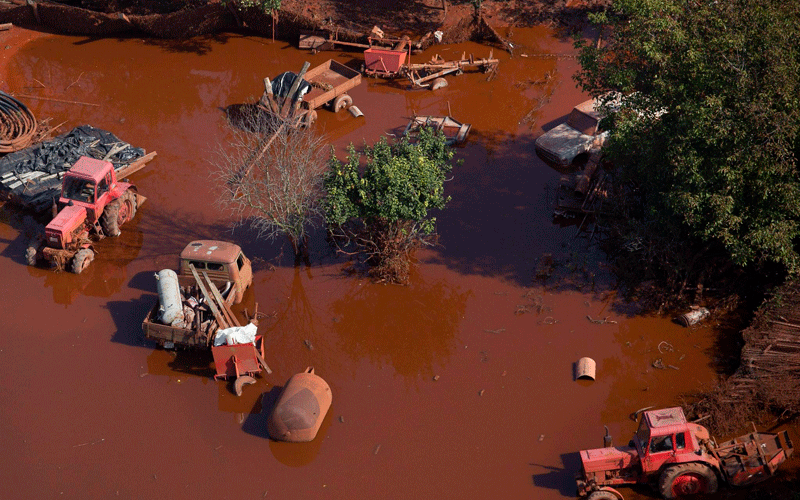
587,491,619,500
70,248,94,274
302,110,318,127
431,77,448,90
333,94,352,112
659,463,718,498
101,189,136,237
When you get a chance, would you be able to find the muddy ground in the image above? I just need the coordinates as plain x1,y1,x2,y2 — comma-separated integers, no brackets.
0,0,609,41
0,15,797,500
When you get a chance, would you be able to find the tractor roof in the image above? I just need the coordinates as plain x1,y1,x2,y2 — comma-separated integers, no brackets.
644,407,688,436
68,156,113,182
180,240,242,264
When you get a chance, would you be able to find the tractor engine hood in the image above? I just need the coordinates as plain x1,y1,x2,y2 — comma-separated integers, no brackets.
580,446,639,473
45,204,86,247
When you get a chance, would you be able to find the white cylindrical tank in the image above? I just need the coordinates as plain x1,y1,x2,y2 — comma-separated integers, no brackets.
156,269,184,326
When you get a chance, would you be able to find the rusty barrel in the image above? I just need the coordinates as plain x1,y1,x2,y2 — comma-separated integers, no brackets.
268,367,332,442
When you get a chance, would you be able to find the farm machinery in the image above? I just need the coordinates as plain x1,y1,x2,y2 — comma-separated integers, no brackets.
26,155,147,273
576,407,794,500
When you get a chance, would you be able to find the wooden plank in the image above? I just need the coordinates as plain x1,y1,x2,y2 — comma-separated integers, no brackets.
189,264,229,330
115,151,157,179
203,271,241,328
279,61,310,117
254,349,272,374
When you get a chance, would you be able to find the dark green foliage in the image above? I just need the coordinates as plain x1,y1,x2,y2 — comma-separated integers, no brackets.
226,0,280,13
323,127,454,283
576,0,800,278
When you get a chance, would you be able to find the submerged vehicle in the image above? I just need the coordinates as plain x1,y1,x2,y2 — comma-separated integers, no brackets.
535,97,606,166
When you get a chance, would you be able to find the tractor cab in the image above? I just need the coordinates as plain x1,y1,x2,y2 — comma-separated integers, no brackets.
631,408,706,474
58,157,118,218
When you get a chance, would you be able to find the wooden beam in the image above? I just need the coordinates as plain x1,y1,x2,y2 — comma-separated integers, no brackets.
279,61,310,117
189,264,229,329
203,271,241,328
116,151,157,179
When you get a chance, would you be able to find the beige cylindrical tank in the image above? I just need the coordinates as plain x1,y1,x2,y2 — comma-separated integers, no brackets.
155,269,183,326
268,367,332,443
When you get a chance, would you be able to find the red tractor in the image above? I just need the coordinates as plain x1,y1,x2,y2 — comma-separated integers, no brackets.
576,407,794,500
27,156,144,273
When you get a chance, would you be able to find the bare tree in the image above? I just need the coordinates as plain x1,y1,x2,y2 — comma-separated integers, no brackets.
210,107,327,261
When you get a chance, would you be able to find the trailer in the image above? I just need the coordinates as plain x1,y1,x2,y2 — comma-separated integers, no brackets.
400,52,499,88
258,59,362,127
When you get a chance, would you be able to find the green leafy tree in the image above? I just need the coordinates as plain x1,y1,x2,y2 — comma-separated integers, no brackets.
575,0,800,290
226,0,281,40
323,127,454,283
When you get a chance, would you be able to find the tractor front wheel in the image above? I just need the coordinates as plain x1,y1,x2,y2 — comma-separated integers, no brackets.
25,238,41,266
25,245,38,266
588,490,619,500
70,248,95,274
101,189,137,237
659,463,718,499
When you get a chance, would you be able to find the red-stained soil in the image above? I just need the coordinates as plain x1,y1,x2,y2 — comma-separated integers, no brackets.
0,21,797,500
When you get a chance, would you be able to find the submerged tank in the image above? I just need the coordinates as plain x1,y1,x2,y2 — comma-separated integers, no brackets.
267,367,332,442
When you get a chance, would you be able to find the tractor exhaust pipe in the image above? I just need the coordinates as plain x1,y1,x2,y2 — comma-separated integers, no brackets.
603,425,613,448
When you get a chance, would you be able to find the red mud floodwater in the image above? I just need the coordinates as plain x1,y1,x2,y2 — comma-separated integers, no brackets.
0,27,795,499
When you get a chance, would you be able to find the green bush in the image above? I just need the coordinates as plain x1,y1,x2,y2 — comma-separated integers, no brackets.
323,127,454,283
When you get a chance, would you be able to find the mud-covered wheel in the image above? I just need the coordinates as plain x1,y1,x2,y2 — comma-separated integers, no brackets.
431,77,448,90
101,189,136,237
333,94,352,112
25,244,39,266
587,490,619,500
659,463,718,498
70,248,94,274
302,110,318,127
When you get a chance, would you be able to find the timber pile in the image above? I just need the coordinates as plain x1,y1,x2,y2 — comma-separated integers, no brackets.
725,278,800,407
187,263,242,333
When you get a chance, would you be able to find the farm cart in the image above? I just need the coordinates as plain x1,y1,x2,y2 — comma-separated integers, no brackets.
576,407,794,500
26,154,153,273
258,59,362,127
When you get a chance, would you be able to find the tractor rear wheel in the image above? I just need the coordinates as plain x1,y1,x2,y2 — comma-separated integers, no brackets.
70,248,94,274
101,189,137,237
659,463,718,498
588,491,619,500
